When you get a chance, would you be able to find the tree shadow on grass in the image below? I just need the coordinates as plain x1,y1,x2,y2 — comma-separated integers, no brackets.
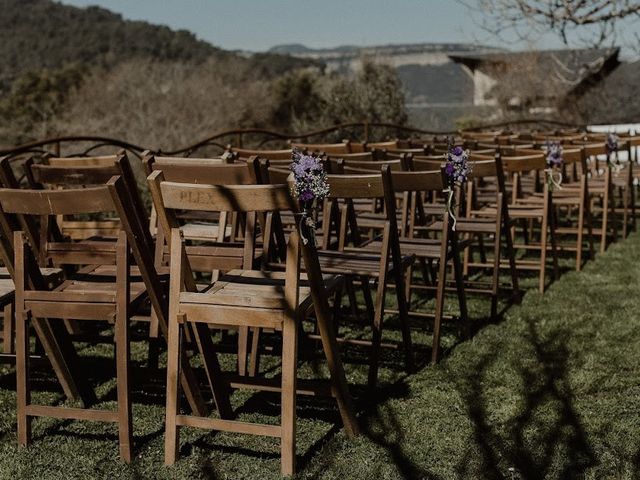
361,402,445,480
452,314,597,479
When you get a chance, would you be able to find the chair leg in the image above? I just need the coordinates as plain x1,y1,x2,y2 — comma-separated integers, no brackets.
3,301,14,354
450,241,469,338
576,198,585,271
248,327,261,377
623,187,629,238
394,266,414,373
16,310,31,447
490,232,501,319
503,222,520,303
586,197,596,261
345,278,360,320
280,314,298,476
359,275,376,322
147,338,160,370
431,257,448,364
631,182,637,231
550,208,560,281
115,308,133,462
164,317,182,465
368,275,386,388
462,235,471,277
610,191,618,243
404,264,413,308
477,233,487,264
539,215,548,294
601,193,609,253
237,326,249,375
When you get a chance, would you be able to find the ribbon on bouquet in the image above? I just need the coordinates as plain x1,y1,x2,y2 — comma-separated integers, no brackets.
443,187,457,231
295,211,316,246
544,168,563,191
608,150,623,173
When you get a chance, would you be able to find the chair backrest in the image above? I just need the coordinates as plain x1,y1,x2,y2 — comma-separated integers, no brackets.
573,142,606,157
147,156,261,267
560,147,584,165
385,147,427,156
342,158,406,171
152,177,297,274
326,152,374,161
387,169,444,193
30,154,122,188
230,148,292,161
291,142,350,154
159,182,295,214
26,153,145,242
498,146,538,156
326,173,385,199
265,166,292,184
143,154,234,175
501,153,546,173
0,177,149,263
28,164,121,187
367,140,399,150
0,187,119,264
149,157,257,185
47,155,120,167
386,167,452,241
468,158,499,179
501,152,548,202
410,157,443,172
348,141,367,153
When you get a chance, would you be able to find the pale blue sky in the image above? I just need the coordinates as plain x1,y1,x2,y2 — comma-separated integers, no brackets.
59,0,639,56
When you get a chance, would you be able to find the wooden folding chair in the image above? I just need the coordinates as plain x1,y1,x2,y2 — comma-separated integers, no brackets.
473,152,559,293
577,142,619,253
0,185,140,461
0,158,97,403
314,171,415,386
151,177,358,476
521,147,596,270
146,155,266,376
457,155,520,317
383,168,470,361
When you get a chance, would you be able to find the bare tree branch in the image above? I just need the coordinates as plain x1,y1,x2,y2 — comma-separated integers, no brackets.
457,0,640,48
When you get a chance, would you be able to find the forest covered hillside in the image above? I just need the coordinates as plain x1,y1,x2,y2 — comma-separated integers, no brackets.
0,0,407,148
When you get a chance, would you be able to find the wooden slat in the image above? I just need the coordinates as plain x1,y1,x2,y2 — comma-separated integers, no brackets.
0,186,114,215
226,375,334,397
179,303,283,329
25,301,115,321
160,182,295,212
176,415,282,437
26,404,118,423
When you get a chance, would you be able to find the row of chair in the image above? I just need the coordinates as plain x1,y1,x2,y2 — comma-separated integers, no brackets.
0,127,636,475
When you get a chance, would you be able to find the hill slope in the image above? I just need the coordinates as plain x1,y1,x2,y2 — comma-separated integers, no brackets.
0,0,319,91
0,0,222,89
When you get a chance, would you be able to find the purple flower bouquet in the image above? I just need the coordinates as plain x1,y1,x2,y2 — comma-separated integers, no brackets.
290,149,329,245
442,143,472,230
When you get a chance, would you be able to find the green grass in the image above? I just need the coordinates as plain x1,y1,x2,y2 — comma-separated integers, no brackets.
1,232,640,479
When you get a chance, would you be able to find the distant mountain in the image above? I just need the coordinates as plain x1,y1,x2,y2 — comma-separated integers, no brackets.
269,42,504,57
268,44,315,55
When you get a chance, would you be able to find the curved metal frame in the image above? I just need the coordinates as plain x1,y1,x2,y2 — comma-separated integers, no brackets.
0,118,586,160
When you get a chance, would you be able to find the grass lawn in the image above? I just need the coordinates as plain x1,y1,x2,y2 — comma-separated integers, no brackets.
0,232,639,479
